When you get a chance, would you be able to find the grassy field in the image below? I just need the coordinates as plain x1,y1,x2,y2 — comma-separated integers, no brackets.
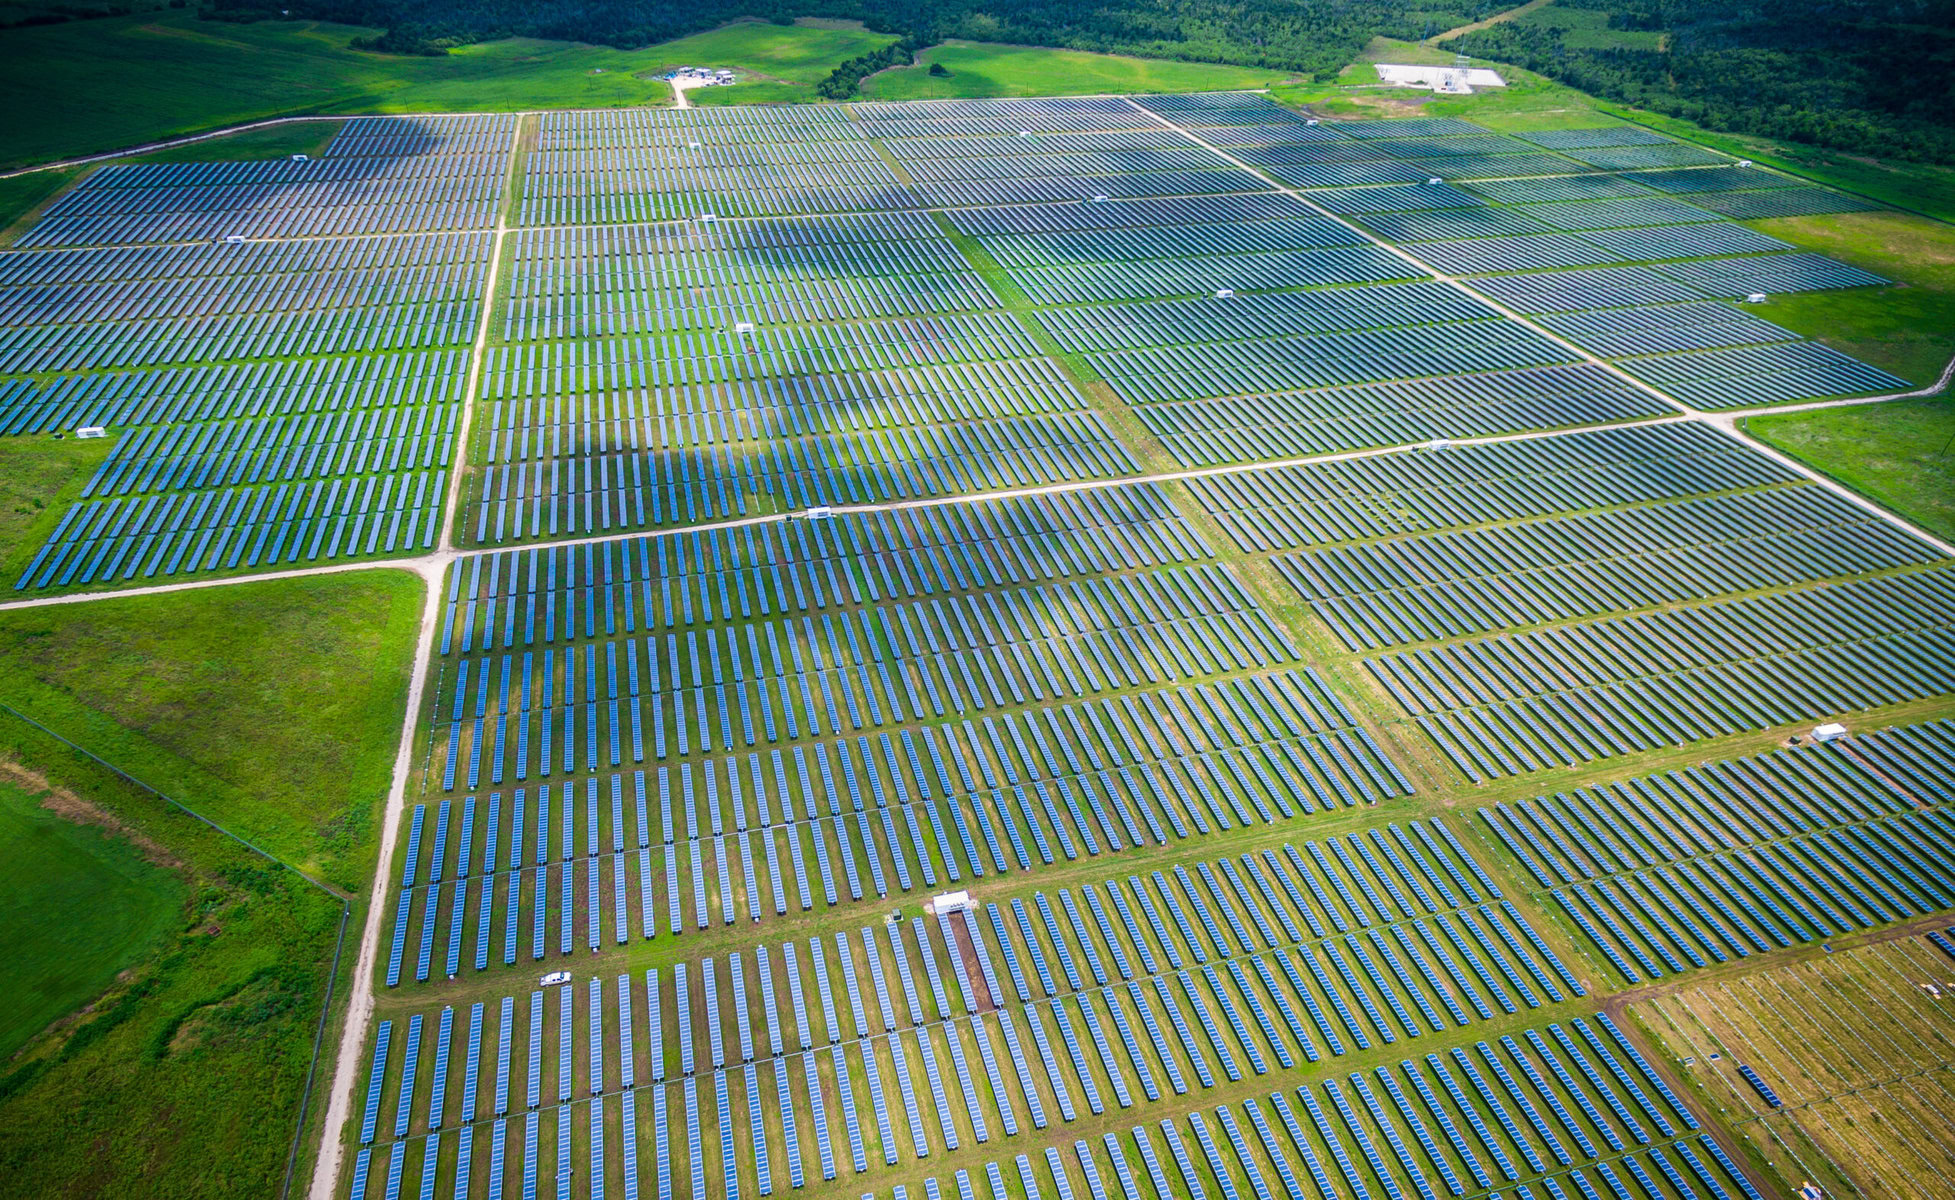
0,16,894,168
0,436,115,576
0,768,183,1060
1632,937,1955,1200
645,18,893,83
0,570,423,889
0,712,348,1200
123,119,343,163
861,40,1289,101
0,569,426,1195
1734,210,1955,387
1746,398,1955,543
0,169,82,242
660,18,895,105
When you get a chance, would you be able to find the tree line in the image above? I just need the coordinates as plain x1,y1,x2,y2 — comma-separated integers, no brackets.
1443,0,1955,164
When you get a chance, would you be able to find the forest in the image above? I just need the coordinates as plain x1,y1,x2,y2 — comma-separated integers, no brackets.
1443,0,1955,164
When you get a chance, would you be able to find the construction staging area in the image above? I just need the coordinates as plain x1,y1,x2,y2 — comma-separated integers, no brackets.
1,89,1951,1200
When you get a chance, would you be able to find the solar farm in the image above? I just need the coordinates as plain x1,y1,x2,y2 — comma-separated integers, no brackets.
2,86,1953,1200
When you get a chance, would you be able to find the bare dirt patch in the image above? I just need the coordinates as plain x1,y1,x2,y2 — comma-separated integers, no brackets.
1,757,182,870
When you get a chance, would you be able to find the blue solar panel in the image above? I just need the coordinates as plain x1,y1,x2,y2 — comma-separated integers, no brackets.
1023,1004,1078,1122
796,1054,832,1183
833,1045,868,1174
835,933,871,1040
675,963,693,1075
653,1085,670,1200
360,1021,392,1145
393,1013,422,1140
995,1009,1048,1130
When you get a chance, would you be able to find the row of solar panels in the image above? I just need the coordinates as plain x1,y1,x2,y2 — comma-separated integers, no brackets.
440,481,1209,647
362,868,1573,1156
348,1006,1723,1200
1372,565,1955,780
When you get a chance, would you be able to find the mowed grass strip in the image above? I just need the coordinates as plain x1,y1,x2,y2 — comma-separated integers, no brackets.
0,569,424,889
0,435,116,579
0,768,184,1060
1747,397,1955,543
862,40,1289,100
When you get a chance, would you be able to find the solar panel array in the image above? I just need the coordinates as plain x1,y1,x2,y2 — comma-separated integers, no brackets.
23,115,515,247
1373,564,1955,781
1186,419,1955,778
963,1084,1757,1200
910,106,1679,468
1122,94,1904,417
11,92,1940,1200
391,483,1415,977
1484,718,1955,982
477,103,1148,544
3,115,514,589
354,820,1610,1197
4,92,1917,593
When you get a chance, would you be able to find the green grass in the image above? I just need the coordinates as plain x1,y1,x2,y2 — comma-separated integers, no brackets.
0,16,896,168
0,570,423,889
688,79,824,105
1734,210,1955,387
0,435,114,575
0,714,348,1199
1271,48,1590,119
122,119,343,164
0,771,184,1060
0,167,82,242
1745,398,1955,543
648,18,895,84
647,19,902,105
861,40,1288,101
0,570,425,1196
